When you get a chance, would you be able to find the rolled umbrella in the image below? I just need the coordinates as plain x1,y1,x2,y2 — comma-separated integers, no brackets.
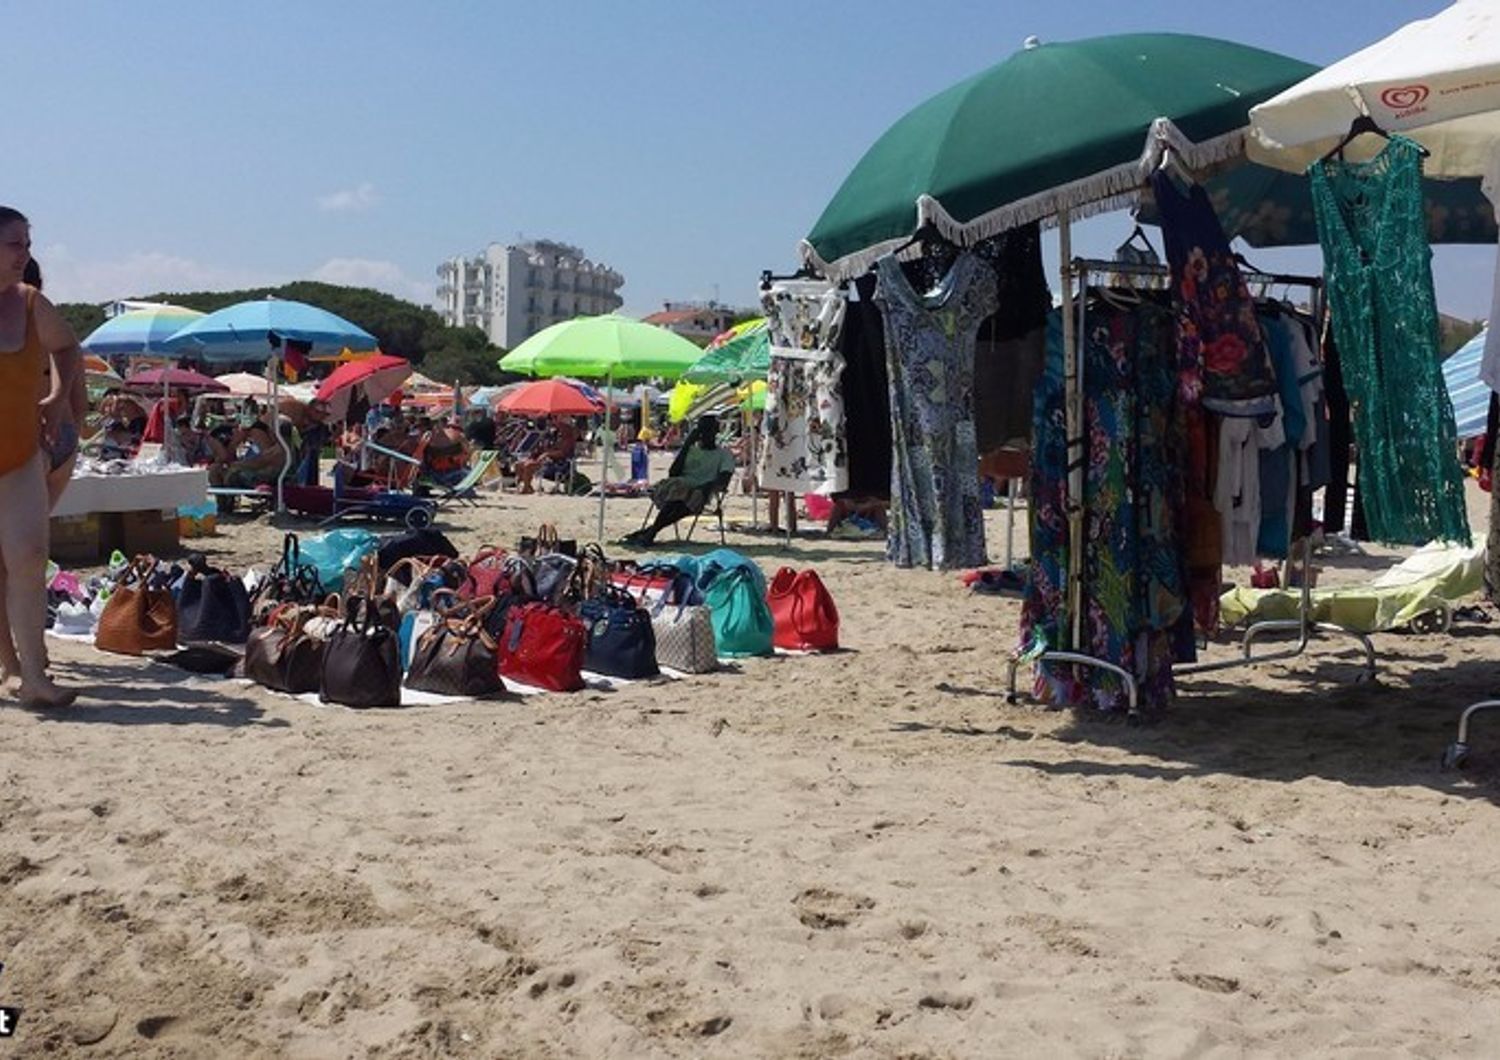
498,378,604,417
315,354,413,422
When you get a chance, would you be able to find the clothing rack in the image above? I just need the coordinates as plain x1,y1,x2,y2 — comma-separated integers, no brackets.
1006,256,1377,718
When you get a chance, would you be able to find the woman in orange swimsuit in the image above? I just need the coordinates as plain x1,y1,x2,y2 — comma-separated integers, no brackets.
0,206,82,708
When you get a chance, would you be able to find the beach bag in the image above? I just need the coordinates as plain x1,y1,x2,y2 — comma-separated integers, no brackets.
458,547,510,600
376,526,458,571
579,587,659,680
695,548,766,594
533,553,578,605
176,555,252,644
650,572,717,673
498,602,587,692
95,556,179,655
767,567,840,652
250,533,325,622
406,597,507,697
301,528,379,591
702,565,773,657
245,605,327,694
319,576,403,708
519,522,577,559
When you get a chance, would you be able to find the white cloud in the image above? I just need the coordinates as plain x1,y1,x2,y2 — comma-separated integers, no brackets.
309,257,432,305
35,243,278,303
316,182,380,213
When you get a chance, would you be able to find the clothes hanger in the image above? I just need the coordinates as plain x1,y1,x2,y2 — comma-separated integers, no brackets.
890,221,943,259
1320,114,1430,162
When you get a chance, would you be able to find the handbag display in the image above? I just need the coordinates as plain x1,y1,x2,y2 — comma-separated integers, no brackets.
650,572,717,673
95,556,179,655
519,522,577,559
457,547,509,600
250,533,326,623
319,581,403,708
177,555,252,644
702,565,774,658
406,597,508,697
385,556,461,614
245,605,328,694
767,567,840,652
498,602,587,692
579,587,659,680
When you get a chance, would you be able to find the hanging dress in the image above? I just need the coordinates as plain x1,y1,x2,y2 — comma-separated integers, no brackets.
874,251,997,570
757,279,849,495
1309,135,1470,546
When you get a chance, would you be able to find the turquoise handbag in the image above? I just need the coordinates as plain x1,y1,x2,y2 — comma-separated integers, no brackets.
702,565,774,658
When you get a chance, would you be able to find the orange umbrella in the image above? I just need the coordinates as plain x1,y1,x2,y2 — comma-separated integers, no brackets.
498,378,604,417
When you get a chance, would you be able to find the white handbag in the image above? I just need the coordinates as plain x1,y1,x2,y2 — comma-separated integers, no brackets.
651,592,717,673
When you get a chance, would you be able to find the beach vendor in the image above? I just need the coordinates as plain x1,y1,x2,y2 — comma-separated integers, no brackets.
621,413,734,547
0,206,81,707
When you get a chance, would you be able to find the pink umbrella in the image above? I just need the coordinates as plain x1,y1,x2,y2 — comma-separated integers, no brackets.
123,366,228,392
314,354,413,422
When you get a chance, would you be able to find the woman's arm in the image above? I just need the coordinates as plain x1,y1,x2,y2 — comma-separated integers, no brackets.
32,294,84,441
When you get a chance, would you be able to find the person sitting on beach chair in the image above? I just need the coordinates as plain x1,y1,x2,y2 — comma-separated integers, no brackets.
622,414,734,547
419,417,471,488
514,419,578,494
208,414,289,490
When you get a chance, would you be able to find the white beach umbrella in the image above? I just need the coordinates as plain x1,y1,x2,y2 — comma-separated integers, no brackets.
1248,0,1500,177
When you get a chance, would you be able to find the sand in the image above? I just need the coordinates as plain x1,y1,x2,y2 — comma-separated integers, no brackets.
3,470,1500,1058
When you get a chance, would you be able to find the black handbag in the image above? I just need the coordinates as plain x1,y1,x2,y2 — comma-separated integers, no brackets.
251,533,325,623
245,605,327,694
177,555,252,644
319,587,403,708
579,586,659,679
376,526,459,571
406,597,507,698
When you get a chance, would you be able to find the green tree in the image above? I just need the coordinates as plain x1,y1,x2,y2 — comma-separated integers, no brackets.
420,326,512,386
58,303,105,340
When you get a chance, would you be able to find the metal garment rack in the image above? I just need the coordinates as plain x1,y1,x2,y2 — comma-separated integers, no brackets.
1006,256,1376,718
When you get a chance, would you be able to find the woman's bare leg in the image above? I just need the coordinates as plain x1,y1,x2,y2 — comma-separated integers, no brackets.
0,455,71,707
0,564,18,690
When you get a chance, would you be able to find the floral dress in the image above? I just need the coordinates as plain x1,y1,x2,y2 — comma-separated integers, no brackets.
757,279,849,495
874,251,997,570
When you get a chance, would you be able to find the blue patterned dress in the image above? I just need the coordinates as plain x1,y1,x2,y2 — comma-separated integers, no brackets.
874,252,998,570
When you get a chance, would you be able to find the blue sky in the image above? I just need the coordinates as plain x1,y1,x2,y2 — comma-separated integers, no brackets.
12,1,1493,320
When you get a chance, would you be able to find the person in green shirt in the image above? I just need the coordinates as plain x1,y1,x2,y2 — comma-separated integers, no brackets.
623,414,734,546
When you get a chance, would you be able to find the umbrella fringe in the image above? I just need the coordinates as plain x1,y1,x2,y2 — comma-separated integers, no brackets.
801,121,1247,281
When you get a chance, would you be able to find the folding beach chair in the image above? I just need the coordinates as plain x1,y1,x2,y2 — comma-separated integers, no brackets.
637,475,730,546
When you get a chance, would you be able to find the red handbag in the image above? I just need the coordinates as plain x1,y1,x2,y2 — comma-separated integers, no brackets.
497,602,587,692
767,567,839,652
459,547,509,600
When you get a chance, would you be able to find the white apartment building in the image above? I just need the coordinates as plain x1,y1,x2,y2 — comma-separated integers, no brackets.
436,239,625,349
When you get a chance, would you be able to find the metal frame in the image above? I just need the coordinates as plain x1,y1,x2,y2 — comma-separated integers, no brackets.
1443,701,1500,770
1007,252,1377,719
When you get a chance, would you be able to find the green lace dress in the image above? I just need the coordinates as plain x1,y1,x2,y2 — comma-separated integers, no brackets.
1309,135,1470,546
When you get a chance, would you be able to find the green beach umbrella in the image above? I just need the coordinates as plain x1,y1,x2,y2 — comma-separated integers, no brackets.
683,319,771,385
498,315,703,381
800,33,1318,278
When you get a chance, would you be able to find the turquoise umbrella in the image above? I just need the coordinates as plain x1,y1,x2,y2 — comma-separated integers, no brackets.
1443,329,1491,440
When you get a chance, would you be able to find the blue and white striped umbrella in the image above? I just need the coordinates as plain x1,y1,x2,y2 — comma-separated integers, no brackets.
1442,328,1491,440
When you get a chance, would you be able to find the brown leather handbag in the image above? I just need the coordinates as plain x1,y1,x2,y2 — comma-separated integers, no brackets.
406,597,507,697
95,556,179,655
244,603,333,694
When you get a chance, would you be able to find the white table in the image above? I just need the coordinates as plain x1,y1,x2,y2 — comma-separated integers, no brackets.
52,466,208,519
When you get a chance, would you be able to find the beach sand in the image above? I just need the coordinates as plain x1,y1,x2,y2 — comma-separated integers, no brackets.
3,471,1500,1057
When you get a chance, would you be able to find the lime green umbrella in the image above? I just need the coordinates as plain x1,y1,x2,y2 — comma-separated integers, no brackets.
683,320,770,384
498,315,703,381
801,33,1317,278
498,315,705,540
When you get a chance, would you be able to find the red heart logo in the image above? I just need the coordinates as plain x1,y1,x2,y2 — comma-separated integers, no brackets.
1380,84,1429,111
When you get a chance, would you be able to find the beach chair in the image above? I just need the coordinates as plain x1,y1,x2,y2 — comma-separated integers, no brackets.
420,449,499,504
637,476,730,546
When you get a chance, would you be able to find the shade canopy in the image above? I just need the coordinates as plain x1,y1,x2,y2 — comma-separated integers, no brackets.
214,371,279,398
123,366,228,393
164,298,378,363
314,353,412,422
1249,0,1500,177
497,315,704,382
1443,328,1491,440
82,305,204,356
497,378,603,417
802,33,1318,278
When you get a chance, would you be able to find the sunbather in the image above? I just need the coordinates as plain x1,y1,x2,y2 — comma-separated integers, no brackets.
621,414,734,547
515,419,578,494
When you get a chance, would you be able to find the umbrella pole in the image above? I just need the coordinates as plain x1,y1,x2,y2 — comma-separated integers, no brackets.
748,401,758,530
269,355,286,514
597,371,613,542
1059,207,1082,653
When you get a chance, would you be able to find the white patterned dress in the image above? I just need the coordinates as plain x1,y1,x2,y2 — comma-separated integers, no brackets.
757,279,849,495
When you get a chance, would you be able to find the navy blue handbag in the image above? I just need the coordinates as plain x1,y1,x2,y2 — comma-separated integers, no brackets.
176,555,252,644
579,587,658,679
